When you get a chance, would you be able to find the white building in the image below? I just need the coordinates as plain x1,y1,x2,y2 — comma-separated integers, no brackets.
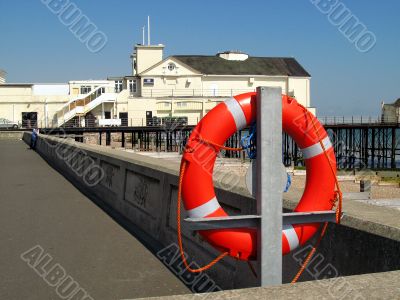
0,44,313,127
381,99,400,123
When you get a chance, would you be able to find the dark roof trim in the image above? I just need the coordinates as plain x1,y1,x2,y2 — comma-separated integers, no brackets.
0,83,33,87
387,98,400,107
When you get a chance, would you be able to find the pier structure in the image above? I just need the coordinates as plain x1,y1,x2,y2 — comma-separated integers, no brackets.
36,120,400,170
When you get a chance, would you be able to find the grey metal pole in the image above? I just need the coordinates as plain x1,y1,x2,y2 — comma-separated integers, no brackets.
256,86,283,286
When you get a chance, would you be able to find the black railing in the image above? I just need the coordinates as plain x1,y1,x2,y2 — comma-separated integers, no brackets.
319,116,399,125
41,123,400,170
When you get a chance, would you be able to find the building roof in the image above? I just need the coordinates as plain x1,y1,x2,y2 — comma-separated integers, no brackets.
384,98,400,108
390,98,400,107
0,83,33,87
171,55,311,77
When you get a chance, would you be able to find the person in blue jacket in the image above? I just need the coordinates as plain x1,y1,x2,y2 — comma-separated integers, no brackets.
30,128,39,150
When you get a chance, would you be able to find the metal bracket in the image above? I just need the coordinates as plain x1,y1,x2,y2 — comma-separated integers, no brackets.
184,210,341,231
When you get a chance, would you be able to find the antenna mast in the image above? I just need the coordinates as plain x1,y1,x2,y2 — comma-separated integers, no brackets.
147,16,150,45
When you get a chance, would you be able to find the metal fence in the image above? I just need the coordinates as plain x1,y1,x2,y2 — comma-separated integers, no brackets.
62,117,198,128
17,116,201,129
319,116,399,125
40,120,400,170
20,115,399,129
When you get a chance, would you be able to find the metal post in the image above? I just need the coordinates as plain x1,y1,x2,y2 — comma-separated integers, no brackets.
256,86,282,286
106,131,111,146
391,127,396,169
371,128,375,168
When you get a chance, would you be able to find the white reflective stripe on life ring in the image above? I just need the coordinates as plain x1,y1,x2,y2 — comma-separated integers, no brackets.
301,136,332,160
283,224,300,251
186,196,221,218
224,98,247,131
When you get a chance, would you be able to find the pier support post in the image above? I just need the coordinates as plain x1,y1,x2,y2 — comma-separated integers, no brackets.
256,86,283,286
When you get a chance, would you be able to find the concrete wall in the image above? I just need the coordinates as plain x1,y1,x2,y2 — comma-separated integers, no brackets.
22,133,400,291
32,84,70,96
0,131,24,139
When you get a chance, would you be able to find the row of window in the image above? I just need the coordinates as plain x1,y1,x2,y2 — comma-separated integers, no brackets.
163,102,188,107
114,80,137,93
80,86,106,95
79,80,137,95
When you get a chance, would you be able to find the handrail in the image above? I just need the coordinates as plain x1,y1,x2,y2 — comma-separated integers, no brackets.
57,91,117,126
141,88,257,98
58,85,110,112
319,116,399,125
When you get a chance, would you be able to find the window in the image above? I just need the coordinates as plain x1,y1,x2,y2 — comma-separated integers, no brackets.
104,111,111,119
80,86,91,94
21,112,38,128
166,79,176,85
128,79,137,93
176,102,187,107
94,86,105,97
114,80,123,93
167,63,176,71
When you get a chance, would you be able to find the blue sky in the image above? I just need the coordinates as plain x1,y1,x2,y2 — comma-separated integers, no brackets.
0,0,399,116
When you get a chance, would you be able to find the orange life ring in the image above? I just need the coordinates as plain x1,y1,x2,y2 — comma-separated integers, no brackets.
181,92,336,260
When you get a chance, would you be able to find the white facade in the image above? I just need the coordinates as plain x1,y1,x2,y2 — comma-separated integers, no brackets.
0,45,313,127
32,84,70,96
381,99,400,123
0,84,74,127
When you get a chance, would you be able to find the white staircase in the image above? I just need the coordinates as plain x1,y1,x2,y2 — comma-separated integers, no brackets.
57,86,117,126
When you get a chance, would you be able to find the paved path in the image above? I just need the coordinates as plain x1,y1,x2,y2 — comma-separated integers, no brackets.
0,140,189,300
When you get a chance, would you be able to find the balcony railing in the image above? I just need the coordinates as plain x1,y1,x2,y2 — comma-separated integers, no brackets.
25,116,200,129
319,116,399,125
19,114,400,129
58,86,109,117
141,88,257,98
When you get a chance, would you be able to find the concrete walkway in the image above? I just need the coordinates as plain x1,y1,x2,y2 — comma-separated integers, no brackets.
0,140,189,300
